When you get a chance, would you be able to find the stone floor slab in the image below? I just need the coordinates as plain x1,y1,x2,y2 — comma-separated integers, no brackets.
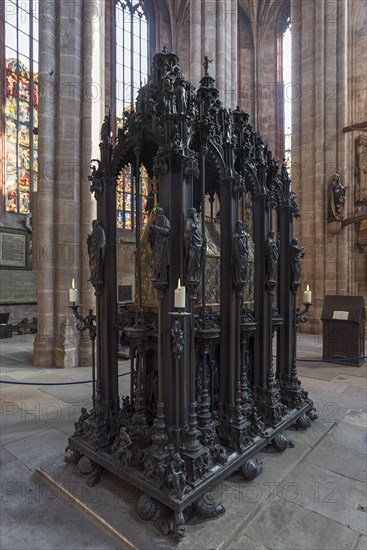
4,429,69,471
43,404,88,435
38,383,94,404
1,386,68,413
298,366,342,381
36,424,331,550
0,453,33,488
0,445,18,465
38,457,175,550
284,419,334,449
302,390,366,423
279,462,367,535
1,407,51,445
1,332,366,549
236,498,360,550
302,366,367,380
306,440,367,483
355,534,367,550
0,470,118,550
227,533,269,550
324,420,367,454
334,375,367,388
342,410,367,429
343,385,367,398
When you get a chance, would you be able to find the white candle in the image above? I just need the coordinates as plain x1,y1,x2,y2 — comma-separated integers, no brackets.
174,279,186,309
303,285,312,304
69,278,79,303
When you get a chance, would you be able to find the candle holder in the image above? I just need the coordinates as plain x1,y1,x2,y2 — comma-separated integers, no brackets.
174,279,186,309
295,302,312,327
169,310,191,449
68,304,97,404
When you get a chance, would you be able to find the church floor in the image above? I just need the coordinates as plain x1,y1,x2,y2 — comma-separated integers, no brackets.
0,334,366,550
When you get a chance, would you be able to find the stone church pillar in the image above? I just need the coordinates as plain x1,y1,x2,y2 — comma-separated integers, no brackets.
79,2,105,367
230,0,238,109
223,0,238,108
203,0,216,80
34,0,104,367
291,0,350,332
189,0,238,107
216,0,225,99
224,0,232,106
190,0,202,87
52,0,83,368
33,0,57,366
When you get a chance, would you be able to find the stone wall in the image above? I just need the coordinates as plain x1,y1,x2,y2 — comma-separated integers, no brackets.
238,0,290,157
238,10,254,119
349,1,367,304
33,0,102,368
237,0,366,337
291,0,367,334
0,268,37,323
188,0,238,108
0,303,37,326
5,0,363,370
0,270,36,304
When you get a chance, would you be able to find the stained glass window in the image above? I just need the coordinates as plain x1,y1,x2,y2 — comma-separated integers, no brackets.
283,19,292,178
4,0,39,214
116,164,149,230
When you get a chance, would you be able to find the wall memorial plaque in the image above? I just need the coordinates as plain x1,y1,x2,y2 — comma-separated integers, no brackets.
0,231,26,267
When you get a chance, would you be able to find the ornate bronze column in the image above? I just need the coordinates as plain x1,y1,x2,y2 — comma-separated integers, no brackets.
69,115,119,451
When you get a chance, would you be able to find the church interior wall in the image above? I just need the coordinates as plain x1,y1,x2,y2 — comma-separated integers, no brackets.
291,0,367,335
153,0,173,59
171,1,190,78
237,1,290,158
349,1,367,304
251,10,279,152
238,9,255,120
1,0,366,367
0,2,37,324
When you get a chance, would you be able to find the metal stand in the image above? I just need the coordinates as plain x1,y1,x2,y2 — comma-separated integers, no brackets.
296,302,312,326
68,304,96,404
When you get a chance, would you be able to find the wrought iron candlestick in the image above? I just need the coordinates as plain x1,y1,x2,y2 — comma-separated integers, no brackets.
296,302,312,326
68,305,97,404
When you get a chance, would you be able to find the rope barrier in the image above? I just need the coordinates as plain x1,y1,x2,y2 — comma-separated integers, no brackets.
0,372,130,386
297,356,366,363
1,354,366,387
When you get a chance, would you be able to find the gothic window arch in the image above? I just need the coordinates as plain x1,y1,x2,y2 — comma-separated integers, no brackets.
115,0,149,122
115,0,150,230
282,18,292,176
3,0,39,214
276,7,292,176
